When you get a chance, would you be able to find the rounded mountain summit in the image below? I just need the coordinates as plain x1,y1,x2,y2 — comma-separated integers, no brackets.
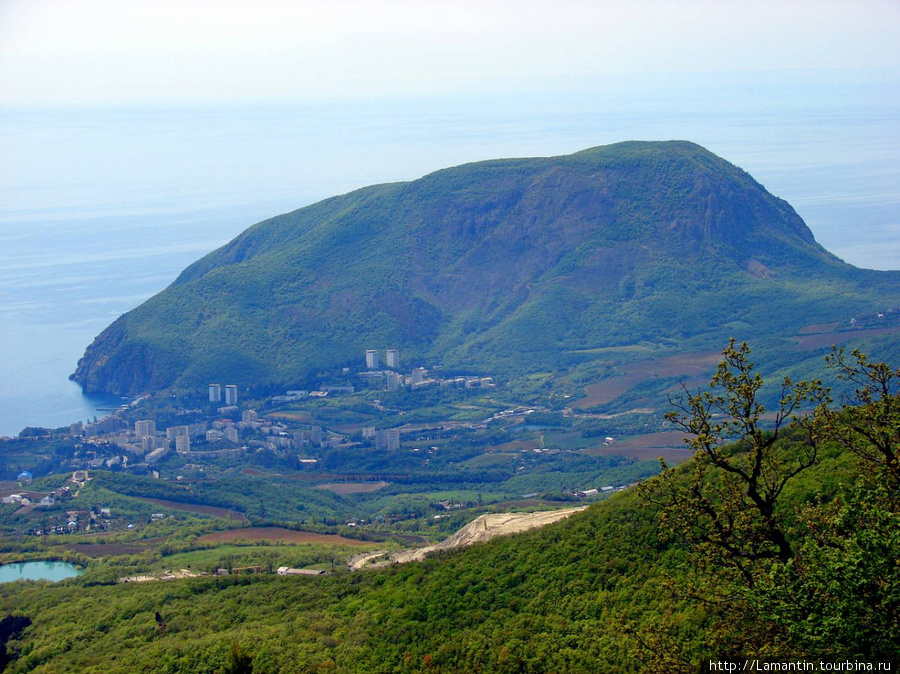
72,141,898,396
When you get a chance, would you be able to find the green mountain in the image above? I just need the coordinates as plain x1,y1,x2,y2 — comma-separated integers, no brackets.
71,141,898,395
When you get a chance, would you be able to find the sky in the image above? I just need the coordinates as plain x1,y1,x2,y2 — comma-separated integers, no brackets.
1,0,899,106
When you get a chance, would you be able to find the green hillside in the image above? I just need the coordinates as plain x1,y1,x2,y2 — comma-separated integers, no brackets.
72,141,899,396
2,350,897,673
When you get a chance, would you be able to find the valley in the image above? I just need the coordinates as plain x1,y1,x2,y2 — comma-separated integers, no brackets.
3,308,897,592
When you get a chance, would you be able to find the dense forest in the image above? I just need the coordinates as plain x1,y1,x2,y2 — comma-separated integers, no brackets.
0,345,896,672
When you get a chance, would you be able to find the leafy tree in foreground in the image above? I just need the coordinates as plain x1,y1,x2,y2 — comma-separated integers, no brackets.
750,348,900,659
646,340,827,584
637,342,900,667
815,347,900,487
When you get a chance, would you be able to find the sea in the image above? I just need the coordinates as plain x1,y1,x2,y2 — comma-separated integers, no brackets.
1,80,898,436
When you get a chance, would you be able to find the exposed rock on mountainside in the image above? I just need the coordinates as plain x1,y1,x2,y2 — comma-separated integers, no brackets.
349,507,587,569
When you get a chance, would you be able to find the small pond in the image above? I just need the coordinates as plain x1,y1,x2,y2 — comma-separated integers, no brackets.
0,561,83,583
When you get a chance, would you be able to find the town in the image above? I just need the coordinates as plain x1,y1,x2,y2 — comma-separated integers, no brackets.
11,349,500,470
0,348,659,543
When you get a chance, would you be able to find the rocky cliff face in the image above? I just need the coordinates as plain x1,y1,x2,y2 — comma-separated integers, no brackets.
72,141,895,395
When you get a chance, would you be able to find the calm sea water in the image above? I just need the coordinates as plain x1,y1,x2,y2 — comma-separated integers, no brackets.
1,88,898,436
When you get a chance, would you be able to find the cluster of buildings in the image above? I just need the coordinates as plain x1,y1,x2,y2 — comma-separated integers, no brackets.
365,349,400,370
7,349,504,482
361,426,401,451
0,472,128,536
44,401,354,473
1,488,63,508
25,472,173,537
269,387,354,404
408,370,496,391
360,349,402,390
208,384,238,405
146,418,247,461
66,415,247,465
360,349,495,393
575,486,617,498
53,505,114,534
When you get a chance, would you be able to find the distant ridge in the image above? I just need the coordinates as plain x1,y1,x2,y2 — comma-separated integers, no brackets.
72,141,899,395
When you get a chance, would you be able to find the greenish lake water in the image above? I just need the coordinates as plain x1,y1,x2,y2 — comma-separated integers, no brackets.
0,561,83,583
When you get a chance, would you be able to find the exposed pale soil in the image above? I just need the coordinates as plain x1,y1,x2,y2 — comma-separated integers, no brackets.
349,507,586,570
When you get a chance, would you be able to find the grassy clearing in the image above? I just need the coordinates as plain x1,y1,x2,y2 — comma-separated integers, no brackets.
149,542,371,573
265,410,313,422
195,527,376,546
571,344,655,355
313,482,390,495
463,453,517,467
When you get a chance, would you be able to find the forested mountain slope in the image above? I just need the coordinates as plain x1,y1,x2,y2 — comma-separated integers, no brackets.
72,141,899,395
0,430,891,672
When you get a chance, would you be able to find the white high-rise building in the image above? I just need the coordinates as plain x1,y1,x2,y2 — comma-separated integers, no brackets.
146,446,169,463
386,371,402,391
209,384,222,403
166,425,190,441
386,428,400,451
375,428,401,451
135,420,156,438
225,385,238,406
385,349,400,370
365,349,379,369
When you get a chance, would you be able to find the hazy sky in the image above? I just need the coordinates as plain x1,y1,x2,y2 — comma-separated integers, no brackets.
2,0,899,106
